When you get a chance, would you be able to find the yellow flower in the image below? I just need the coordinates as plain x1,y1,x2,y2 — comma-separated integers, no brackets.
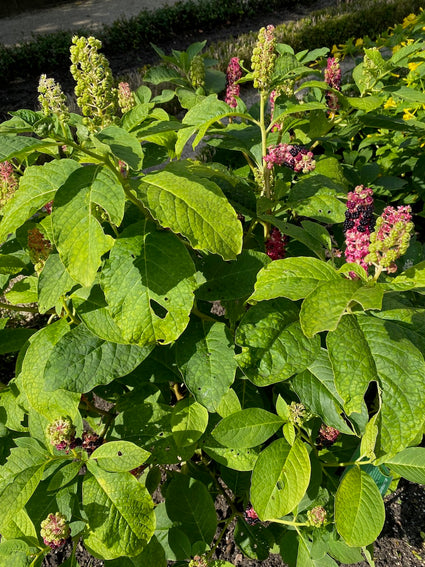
403,108,416,120
384,97,397,109
408,62,420,72
402,13,417,28
355,38,364,47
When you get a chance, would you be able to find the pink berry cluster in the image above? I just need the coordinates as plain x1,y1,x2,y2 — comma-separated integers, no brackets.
244,504,260,525
28,227,52,272
343,185,375,273
0,160,18,207
40,512,70,550
225,57,242,108
324,57,342,112
265,227,287,260
318,424,340,445
264,143,316,173
46,417,75,452
365,205,414,273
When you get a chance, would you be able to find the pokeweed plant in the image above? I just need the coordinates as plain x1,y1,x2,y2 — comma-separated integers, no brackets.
0,18,425,567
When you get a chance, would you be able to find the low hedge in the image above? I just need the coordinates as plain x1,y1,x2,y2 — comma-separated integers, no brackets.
0,0,424,84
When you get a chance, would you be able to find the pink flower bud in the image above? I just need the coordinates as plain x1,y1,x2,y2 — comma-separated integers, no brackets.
225,57,242,108
40,513,70,549
46,417,75,452
343,185,375,275
265,227,287,260
307,506,327,527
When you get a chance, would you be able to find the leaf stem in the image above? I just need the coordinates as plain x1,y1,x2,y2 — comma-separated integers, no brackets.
322,459,372,468
269,517,309,527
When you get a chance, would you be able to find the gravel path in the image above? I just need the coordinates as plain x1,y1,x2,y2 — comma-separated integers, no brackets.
0,0,177,47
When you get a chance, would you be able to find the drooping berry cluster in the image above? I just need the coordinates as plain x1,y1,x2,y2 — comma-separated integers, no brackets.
264,143,316,173
265,227,287,260
225,57,243,108
365,205,414,273
324,57,342,113
40,512,70,550
343,185,375,273
81,430,102,455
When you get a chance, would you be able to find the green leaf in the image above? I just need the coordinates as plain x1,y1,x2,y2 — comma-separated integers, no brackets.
249,257,339,302
236,299,321,386
335,466,385,547
211,408,283,448
90,441,150,472
327,314,425,454
47,460,82,491
0,539,39,567
384,447,425,484
17,320,81,422
0,159,80,242
348,96,384,111
201,438,260,471
101,220,197,345
164,474,217,545
170,398,209,447
44,323,152,393
105,536,166,567
175,319,237,412
0,134,48,161
216,388,241,418
290,194,346,224
38,253,76,314
0,328,35,355
0,440,48,528
250,438,311,520
52,165,114,286
234,518,270,560
84,462,155,559
300,279,362,337
96,125,143,169
291,350,354,435
136,162,242,259
196,250,270,301
5,276,38,305
90,165,126,226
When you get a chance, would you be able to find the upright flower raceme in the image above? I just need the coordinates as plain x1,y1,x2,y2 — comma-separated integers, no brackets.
0,160,18,207
189,55,205,90
324,57,342,113
251,25,276,91
225,57,242,108
264,143,316,173
343,185,375,273
117,82,136,114
365,205,414,273
40,513,70,549
70,36,118,132
37,74,69,122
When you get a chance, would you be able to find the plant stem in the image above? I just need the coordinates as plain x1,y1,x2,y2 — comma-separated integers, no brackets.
323,459,372,468
0,302,40,314
206,513,236,561
269,517,309,527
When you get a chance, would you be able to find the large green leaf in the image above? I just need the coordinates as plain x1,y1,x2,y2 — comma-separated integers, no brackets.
101,220,197,346
211,408,283,449
196,250,270,301
0,439,48,528
327,314,425,455
170,398,209,447
44,324,152,393
0,134,48,161
175,319,237,411
105,536,166,567
165,474,217,546
249,257,339,303
236,298,320,386
89,441,150,473
0,159,80,242
201,437,260,471
384,447,425,484
135,162,242,259
300,279,362,337
90,165,126,226
291,350,355,435
84,462,155,559
52,165,114,286
38,253,76,314
17,319,81,422
335,466,385,547
250,438,311,520
96,125,143,169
